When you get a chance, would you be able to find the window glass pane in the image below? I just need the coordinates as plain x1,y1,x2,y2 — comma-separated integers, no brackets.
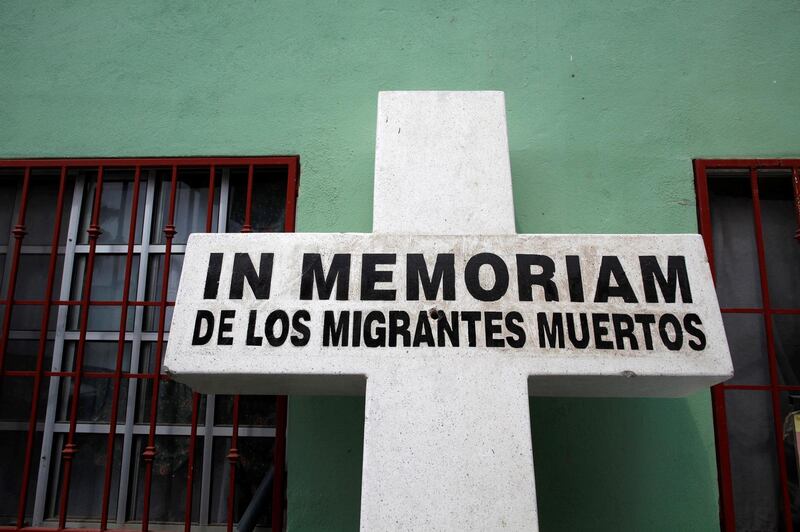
758,170,800,309
173,168,212,244
71,168,98,240
144,254,183,332
149,169,170,244
722,314,770,385
57,376,127,424
228,166,287,233
144,253,183,301
209,437,232,524
47,433,122,519
62,341,132,373
25,170,71,246
68,254,138,331
210,436,274,525
68,305,136,332
15,253,65,301
0,255,6,298
88,341,132,373
7,254,63,332
10,253,64,331
215,395,275,426
10,305,55,333
0,377,47,422
215,395,234,425
138,342,162,374
130,435,201,523
78,169,145,245
70,254,139,301
142,302,177,334
0,431,42,525
150,168,215,245
775,315,800,386
226,167,247,232
708,170,762,308
237,436,275,526
0,171,20,245
0,377,41,422
5,339,54,372
781,392,800,527
726,390,781,530
151,168,215,245
136,380,201,425
144,168,171,242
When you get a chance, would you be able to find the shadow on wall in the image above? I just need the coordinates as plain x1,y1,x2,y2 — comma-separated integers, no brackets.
531,393,716,532
287,396,366,532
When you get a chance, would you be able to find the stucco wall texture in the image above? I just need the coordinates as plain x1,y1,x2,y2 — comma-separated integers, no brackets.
2,1,799,530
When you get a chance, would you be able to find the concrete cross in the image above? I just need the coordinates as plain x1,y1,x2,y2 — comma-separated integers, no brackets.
165,91,732,531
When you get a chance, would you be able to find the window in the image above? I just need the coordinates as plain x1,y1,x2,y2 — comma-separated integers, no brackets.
695,160,800,531
0,157,298,531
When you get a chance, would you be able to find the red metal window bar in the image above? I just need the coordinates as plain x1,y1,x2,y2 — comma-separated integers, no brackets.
695,159,800,531
0,156,298,531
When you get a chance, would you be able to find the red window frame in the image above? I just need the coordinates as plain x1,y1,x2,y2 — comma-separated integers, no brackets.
695,158,800,531
0,156,299,532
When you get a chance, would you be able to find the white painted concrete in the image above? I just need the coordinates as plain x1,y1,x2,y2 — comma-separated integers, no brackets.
164,91,733,531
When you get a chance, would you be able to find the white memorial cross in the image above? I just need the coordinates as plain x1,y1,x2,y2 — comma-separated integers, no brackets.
164,91,732,531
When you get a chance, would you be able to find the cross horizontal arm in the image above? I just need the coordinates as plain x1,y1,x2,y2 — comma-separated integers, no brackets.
164,232,731,397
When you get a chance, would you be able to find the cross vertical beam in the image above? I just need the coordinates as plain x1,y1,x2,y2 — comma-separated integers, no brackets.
361,91,538,530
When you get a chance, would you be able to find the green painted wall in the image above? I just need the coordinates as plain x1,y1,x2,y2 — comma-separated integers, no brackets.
2,1,799,530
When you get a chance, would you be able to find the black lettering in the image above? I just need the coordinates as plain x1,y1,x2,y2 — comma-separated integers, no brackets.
192,310,215,345
351,311,362,347
203,253,224,299
265,310,290,347
684,313,707,350
291,310,311,346
465,253,509,302
640,256,693,303
300,253,351,300
218,310,235,345
229,253,273,299
611,313,639,350
537,313,565,348
437,311,459,347
407,254,456,300
484,311,505,347
594,256,638,303
364,311,386,347
634,314,656,350
361,254,396,301
592,313,613,349
517,255,558,301
659,313,683,350
460,311,481,347
323,310,349,346
413,311,435,347
388,310,411,347
566,313,590,348
566,255,585,302
246,310,263,346
505,312,526,348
